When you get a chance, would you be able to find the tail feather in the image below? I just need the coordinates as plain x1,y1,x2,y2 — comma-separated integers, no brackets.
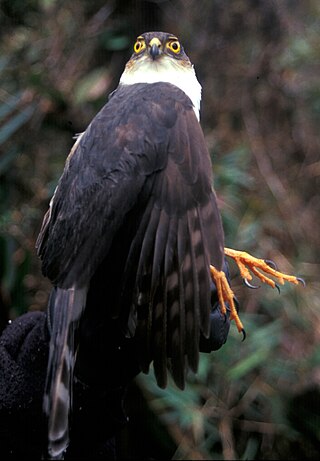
44,286,87,459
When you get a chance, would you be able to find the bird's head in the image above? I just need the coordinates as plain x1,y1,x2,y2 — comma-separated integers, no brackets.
127,31,191,65
119,31,202,119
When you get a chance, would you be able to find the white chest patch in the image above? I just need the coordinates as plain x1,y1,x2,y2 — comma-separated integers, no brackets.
119,57,202,120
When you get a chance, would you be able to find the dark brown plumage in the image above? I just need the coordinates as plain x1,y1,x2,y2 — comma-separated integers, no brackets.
37,33,226,459
37,81,224,379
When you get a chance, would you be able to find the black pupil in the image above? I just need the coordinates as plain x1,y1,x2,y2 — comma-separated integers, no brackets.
171,42,178,50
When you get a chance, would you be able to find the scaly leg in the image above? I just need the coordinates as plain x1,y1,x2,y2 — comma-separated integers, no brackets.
209,265,245,337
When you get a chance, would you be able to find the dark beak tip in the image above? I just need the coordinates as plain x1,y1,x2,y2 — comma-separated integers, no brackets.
150,44,160,60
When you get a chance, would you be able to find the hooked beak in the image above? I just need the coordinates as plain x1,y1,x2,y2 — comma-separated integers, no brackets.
149,37,162,60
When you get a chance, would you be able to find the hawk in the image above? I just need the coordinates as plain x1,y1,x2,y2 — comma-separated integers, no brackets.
36,31,303,459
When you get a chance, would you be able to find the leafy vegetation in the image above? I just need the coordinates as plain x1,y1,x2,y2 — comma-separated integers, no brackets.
1,1,319,459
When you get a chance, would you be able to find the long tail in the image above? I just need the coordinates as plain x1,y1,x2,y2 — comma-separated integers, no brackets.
43,286,87,459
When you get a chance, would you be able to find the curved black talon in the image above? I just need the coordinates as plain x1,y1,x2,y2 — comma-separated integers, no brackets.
243,278,260,289
297,277,306,287
264,259,278,270
275,283,281,294
241,329,246,341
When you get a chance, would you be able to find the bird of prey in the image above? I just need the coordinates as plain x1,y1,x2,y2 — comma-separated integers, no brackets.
36,31,303,459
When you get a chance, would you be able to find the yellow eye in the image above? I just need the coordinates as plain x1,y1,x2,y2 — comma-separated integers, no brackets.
167,40,181,54
134,39,146,54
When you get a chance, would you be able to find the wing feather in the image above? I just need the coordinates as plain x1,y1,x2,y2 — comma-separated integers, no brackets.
184,209,201,372
151,278,168,388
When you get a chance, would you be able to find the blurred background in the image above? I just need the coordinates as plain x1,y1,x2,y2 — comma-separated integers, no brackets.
1,0,319,459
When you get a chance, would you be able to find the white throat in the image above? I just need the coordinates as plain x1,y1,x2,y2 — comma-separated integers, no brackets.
119,57,202,120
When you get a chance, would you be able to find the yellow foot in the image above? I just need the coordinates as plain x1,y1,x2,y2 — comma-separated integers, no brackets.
210,249,304,340
209,265,245,338
224,247,305,290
